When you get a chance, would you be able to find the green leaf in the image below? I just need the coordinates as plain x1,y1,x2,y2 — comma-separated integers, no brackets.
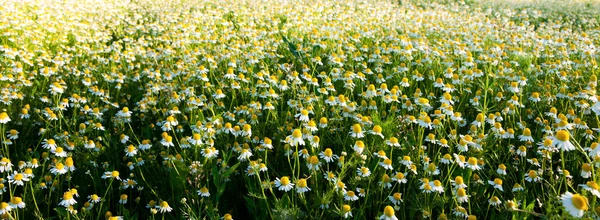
222,162,241,179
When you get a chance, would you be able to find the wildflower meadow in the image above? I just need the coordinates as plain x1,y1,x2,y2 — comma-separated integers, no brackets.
1,0,600,219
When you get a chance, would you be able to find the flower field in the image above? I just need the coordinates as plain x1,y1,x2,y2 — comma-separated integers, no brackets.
1,0,600,219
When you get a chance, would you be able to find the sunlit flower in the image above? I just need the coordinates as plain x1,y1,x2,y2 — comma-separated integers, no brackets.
561,192,588,218
275,176,294,192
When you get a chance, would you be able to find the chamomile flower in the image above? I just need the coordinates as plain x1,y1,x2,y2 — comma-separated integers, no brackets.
525,170,542,182
344,191,359,201
561,192,588,218
388,192,403,205
198,187,210,197
295,178,310,194
157,201,173,213
275,176,294,192
488,178,503,191
59,192,77,207
553,130,575,151
580,181,600,198
319,148,338,162
456,188,469,203
380,206,398,220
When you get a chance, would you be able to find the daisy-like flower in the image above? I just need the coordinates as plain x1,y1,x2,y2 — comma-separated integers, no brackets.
307,156,321,171
52,147,68,157
41,139,57,150
295,109,310,122
237,149,252,162
0,158,13,173
357,167,371,177
373,150,388,160
388,192,403,205
488,178,503,191
288,129,305,147
350,124,364,138
553,130,575,151
579,181,600,198
124,145,137,157
198,187,210,197
157,201,173,213
561,192,588,218
466,157,481,171
275,176,294,192
441,154,453,164
452,176,467,189
380,206,398,220
353,141,365,154
119,194,128,204
512,183,525,192
379,159,393,170
0,112,10,124
519,128,534,142
456,188,469,203
341,204,353,218
379,174,393,189
581,163,593,178
0,202,11,215
6,130,18,140
385,137,401,147
344,191,359,201
296,178,310,194
431,180,444,193
489,196,502,206
9,197,25,209
425,163,440,175
319,148,338,162
324,171,337,182
392,172,407,184
202,147,219,159
420,179,433,193
8,171,28,186
453,206,469,219
497,164,507,175
59,192,77,207
525,170,542,182
399,156,412,166
370,125,385,138
102,171,121,180
88,194,101,203
50,162,67,175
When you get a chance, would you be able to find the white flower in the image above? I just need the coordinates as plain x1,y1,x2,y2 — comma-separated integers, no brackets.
275,176,294,192
561,192,588,218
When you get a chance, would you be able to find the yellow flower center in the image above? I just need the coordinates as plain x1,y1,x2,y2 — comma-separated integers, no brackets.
292,129,302,138
556,130,570,142
297,179,307,188
587,181,599,190
63,192,73,200
384,205,395,216
309,156,319,165
494,178,503,185
572,194,589,211
395,172,404,179
455,176,464,185
160,201,169,208
468,157,478,166
342,205,351,212
457,188,466,196
280,176,290,185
